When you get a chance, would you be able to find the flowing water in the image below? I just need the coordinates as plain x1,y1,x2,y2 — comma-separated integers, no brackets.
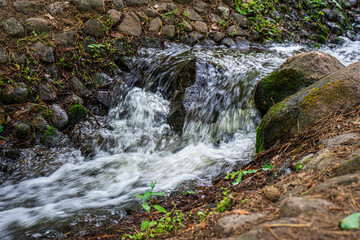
1,39,360,239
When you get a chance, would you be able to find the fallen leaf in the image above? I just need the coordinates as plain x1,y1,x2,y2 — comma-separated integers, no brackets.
231,209,251,215
211,23,218,30
340,212,360,230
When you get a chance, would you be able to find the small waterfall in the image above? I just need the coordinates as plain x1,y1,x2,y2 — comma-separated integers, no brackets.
1,39,360,239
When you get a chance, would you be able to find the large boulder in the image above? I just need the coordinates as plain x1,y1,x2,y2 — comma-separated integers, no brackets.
254,51,344,116
118,12,142,36
72,0,103,10
256,61,360,153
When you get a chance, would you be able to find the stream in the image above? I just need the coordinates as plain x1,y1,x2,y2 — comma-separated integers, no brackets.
1,39,360,239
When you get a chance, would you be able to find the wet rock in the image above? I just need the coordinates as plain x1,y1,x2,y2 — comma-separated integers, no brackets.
217,4,230,19
320,133,360,147
25,18,50,35
0,0,7,7
327,22,343,35
194,1,208,15
210,31,225,42
38,83,56,101
145,8,157,18
97,90,111,107
112,0,124,11
194,21,207,34
118,12,142,36
314,173,360,192
127,0,148,7
0,83,29,104
231,13,249,28
92,72,113,88
162,25,175,39
215,213,265,236
188,31,203,44
201,39,216,47
183,8,204,21
13,122,31,139
83,19,105,38
226,25,246,37
53,29,76,47
209,13,222,23
70,77,90,98
140,36,161,48
50,104,69,129
107,9,121,25
149,17,162,35
236,38,250,49
32,116,49,132
2,18,24,37
13,1,37,14
254,51,344,118
0,47,7,64
41,126,62,147
48,2,66,15
336,155,360,176
280,197,333,217
31,41,55,63
323,8,337,22
221,37,236,47
72,0,103,11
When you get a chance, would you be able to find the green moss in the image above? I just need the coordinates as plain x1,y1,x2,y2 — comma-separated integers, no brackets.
44,126,57,137
255,124,264,153
68,104,88,121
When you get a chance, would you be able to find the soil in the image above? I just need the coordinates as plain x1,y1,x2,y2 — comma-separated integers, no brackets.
64,105,360,239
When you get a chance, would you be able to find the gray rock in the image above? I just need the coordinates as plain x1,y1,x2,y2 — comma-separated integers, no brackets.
320,133,360,147
217,4,230,19
210,31,225,42
194,1,208,15
38,83,56,101
140,36,161,48
236,38,250,49
145,8,157,18
221,37,236,47
162,25,175,39
227,25,246,37
280,197,333,217
194,21,207,34
201,38,216,47
48,2,66,15
327,22,343,35
0,83,29,104
31,41,55,63
25,18,50,35
149,17,162,35
53,30,76,47
0,47,7,64
70,77,90,98
336,155,360,176
127,0,148,7
107,9,121,25
118,12,142,36
32,116,49,132
168,3,178,11
188,31,203,44
0,0,7,7
209,13,222,23
97,90,111,107
314,173,360,192
13,1,37,14
50,104,69,130
72,0,104,11
11,52,26,64
323,8,337,22
92,72,113,88
231,13,249,28
41,127,63,147
2,18,24,37
183,8,204,21
112,0,124,11
48,64,59,80
183,20,193,32
13,122,31,139
215,213,264,236
83,19,105,38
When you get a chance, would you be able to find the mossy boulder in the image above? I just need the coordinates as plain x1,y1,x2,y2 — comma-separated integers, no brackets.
254,51,344,116
41,126,62,147
256,61,360,153
0,83,29,104
68,104,88,122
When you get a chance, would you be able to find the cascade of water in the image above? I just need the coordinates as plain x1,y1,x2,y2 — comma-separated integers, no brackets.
0,40,359,238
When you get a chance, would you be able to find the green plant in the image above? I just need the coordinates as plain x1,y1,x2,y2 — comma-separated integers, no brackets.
197,211,207,222
226,164,274,186
215,188,232,212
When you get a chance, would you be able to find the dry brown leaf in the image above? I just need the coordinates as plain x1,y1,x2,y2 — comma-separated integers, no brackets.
231,209,251,215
